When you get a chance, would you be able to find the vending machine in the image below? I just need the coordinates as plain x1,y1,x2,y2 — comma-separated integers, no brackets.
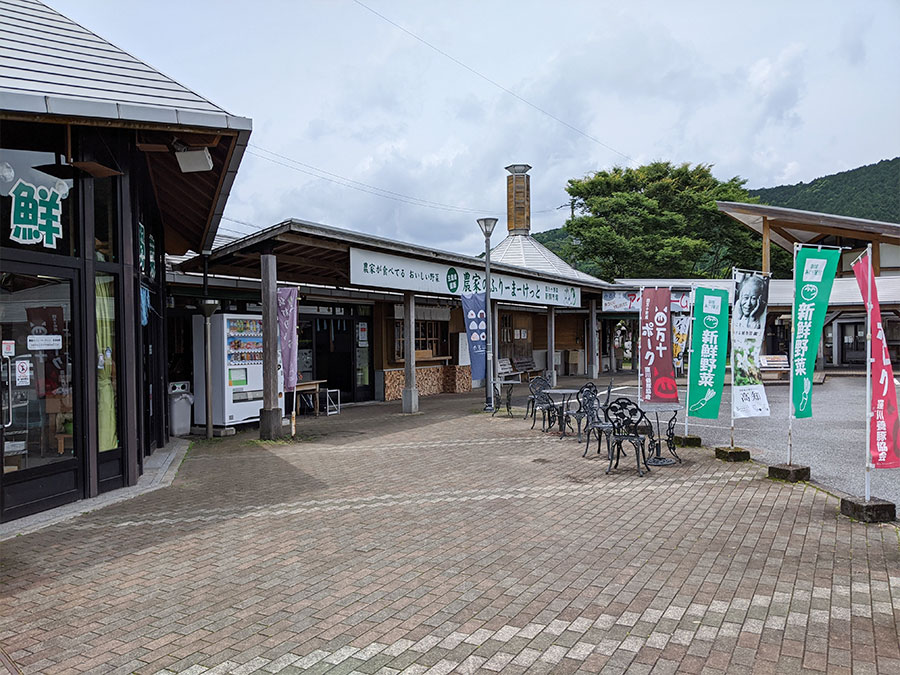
192,313,284,426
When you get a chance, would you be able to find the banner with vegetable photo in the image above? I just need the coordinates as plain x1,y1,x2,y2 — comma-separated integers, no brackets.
731,270,770,418
790,246,841,418
687,287,729,419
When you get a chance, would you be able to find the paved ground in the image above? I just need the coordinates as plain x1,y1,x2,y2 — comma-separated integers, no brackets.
600,376,898,506
1,386,899,674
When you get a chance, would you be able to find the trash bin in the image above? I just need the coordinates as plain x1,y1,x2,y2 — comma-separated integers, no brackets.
168,381,194,436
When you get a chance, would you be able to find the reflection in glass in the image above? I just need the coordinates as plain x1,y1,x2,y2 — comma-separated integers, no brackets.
96,274,118,451
0,273,74,471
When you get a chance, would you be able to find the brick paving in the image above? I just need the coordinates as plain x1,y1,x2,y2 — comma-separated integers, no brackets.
1,387,899,674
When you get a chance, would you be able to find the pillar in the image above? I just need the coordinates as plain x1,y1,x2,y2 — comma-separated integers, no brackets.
608,320,617,374
402,291,419,413
762,216,771,275
492,301,499,382
259,253,282,439
547,306,557,387
589,299,599,379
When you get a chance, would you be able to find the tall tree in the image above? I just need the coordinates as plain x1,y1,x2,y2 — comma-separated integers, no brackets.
559,162,791,281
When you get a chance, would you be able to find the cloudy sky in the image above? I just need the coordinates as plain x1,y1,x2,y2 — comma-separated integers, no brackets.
48,0,900,255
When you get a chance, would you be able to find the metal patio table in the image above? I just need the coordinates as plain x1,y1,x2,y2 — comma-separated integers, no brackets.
639,401,684,466
544,388,580,437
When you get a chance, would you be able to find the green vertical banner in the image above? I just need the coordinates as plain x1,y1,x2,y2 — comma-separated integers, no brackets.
687,287,729,419
791,246,841,418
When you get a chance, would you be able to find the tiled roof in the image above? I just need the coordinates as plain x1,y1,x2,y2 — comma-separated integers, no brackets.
0,0,249,129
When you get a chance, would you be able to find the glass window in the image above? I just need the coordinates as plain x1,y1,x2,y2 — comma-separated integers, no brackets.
93,177,117,262
0,272,75,471
0,148,77,257
95,273,119,451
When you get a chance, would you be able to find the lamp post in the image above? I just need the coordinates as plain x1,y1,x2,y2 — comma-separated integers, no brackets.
477,217,498,411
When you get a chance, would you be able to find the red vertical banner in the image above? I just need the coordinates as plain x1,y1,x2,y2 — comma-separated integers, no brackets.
852,256,900,468
640,288,679,403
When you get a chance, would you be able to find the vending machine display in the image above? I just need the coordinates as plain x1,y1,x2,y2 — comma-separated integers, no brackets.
192,314,284,426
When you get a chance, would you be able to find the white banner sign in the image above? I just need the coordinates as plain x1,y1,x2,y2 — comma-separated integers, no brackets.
602,290,690,313
350,248,581,307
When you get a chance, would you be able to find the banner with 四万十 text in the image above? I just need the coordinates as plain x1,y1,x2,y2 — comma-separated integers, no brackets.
639,288,679,403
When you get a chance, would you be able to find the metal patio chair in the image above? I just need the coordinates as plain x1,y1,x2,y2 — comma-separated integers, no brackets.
581,380,615,457
605,397,653,476
562,381,599,442
524,375,551,422
530,390,559,432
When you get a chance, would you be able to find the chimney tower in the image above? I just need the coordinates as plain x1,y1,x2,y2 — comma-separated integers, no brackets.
505,164,531,235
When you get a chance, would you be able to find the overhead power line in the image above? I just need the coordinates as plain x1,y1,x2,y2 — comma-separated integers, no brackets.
351,0,638,166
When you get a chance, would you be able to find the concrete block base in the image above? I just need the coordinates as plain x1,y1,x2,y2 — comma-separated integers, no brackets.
259,408,284,440
674,434,702,447
840,497,896,523
715,446,750,462
401,388,419,414
768,463,810,482
190,426,235,437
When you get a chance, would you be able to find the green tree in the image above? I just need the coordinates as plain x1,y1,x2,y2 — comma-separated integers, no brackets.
556,161,792,281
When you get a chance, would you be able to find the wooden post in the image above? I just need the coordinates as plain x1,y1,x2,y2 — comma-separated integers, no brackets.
762,216,771,275
589,299,599,379
547,306,557,387
608,320,617,374
872,242,881,277
402,291,419,413
259,253,282,439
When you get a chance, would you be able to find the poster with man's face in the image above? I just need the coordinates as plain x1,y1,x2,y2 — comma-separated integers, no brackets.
731,271,770,418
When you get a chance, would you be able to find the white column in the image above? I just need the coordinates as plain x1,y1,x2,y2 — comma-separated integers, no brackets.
259,253,282,439
402,291,419,413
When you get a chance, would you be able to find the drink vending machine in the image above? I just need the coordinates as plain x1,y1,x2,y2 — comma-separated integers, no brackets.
192,313,285,426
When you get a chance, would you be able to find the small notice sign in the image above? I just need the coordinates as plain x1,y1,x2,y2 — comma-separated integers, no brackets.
27,334,62,350
15,360,29,386
1,340,14,357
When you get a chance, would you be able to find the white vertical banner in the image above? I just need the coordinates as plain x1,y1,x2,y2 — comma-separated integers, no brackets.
731,269,771,419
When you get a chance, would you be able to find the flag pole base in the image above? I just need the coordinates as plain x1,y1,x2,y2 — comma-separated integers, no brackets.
768,463,810,483
715,446,750,462
839,497,896,523
674,434,702,447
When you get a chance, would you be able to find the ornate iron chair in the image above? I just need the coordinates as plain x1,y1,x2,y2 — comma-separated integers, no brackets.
531,390,559,432
605,397,654,476
562,382,599,442
581,381,615,456
524,376,550,422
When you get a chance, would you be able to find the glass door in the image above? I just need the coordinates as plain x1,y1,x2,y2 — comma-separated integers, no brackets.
354,317,373,401
1,267,81,520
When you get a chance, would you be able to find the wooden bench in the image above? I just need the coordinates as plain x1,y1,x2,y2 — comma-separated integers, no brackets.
497,358,522,383
759,355,789,371
514,357,543,379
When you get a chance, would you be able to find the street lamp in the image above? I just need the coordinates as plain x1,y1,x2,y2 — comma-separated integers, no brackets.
477,217,498,411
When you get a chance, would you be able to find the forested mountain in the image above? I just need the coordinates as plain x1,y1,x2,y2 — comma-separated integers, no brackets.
748,157,899,223
533,157,898,281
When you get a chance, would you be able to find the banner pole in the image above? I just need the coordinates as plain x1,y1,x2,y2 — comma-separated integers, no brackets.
865,243,873,502
637,286,644,402
788,243,799,465
729,271,735,450
685,285,695,437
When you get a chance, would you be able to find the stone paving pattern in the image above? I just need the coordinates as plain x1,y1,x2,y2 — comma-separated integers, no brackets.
1,388,899,674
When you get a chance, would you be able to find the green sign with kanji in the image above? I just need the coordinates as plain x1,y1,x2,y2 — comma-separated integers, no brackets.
8,179,64,249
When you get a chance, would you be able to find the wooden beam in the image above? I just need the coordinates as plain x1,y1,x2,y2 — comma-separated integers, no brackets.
769,219,891,242
762,216,771,274
873,243,882,276
234,252,347,276
275,232,349,252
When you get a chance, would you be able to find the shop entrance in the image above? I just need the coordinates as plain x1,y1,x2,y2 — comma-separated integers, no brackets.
299,305,373,405
840,322,866,365
1,267,82,521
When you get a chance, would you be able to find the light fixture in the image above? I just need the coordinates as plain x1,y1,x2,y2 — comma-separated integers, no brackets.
175,147,214,173
477,217,498,237
505,164,532,175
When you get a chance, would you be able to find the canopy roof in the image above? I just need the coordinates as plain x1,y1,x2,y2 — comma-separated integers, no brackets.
179,218,613,297
0,0,251,254
717,201,900,251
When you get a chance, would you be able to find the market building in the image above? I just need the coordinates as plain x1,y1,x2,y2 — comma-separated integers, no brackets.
0,0,250,520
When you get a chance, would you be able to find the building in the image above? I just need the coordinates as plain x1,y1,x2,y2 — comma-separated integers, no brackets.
0,0,250,520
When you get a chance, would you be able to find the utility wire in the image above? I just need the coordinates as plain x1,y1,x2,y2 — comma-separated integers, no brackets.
351,0,638,165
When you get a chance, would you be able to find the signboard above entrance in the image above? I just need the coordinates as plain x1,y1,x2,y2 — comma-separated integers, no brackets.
350,248,581,308
603,289,691,313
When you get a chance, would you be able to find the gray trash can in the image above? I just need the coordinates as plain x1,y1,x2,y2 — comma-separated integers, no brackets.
168,381,194,436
